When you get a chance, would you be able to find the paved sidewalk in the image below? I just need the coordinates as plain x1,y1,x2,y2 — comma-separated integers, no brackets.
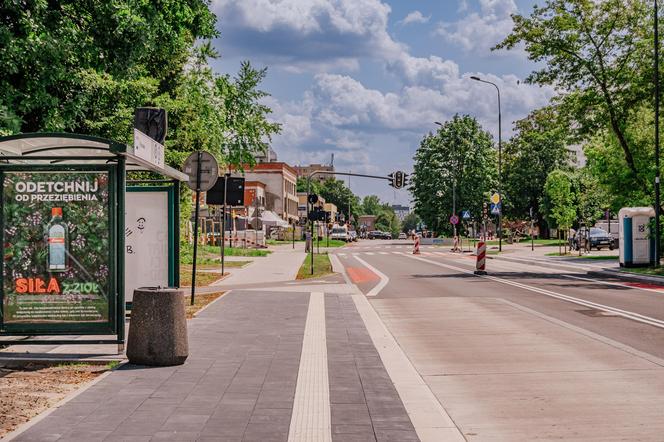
9,290,420,442
211,245,307,287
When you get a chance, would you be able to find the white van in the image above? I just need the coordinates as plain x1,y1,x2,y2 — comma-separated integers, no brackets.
330,225,349,242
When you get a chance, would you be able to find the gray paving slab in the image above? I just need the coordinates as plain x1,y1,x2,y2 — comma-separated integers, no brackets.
11,291,308,442
325,293,419,442
9,288,421,442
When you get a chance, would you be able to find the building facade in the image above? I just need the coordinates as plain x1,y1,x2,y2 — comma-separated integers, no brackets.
240,162,299,223
294,163,335,183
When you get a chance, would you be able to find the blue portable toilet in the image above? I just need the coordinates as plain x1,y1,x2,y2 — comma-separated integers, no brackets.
619,207,656,267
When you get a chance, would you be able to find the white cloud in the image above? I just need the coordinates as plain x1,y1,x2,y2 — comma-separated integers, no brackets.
400,10,430,26
435,0,519,55
213,0,552,202
211,0,402,71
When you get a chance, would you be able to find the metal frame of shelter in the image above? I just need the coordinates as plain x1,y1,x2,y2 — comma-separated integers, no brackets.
0,133,186,350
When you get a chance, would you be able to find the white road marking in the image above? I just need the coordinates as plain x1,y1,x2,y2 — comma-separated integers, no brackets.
379,252,389,255
288,292,331,442
338,253,347,256
405,254,664,330
354,256,390,297
365,252,375,256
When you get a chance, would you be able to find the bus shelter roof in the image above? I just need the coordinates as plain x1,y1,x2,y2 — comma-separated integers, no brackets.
0,133,187,181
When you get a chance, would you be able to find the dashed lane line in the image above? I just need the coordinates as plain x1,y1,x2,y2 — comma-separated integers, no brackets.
403,253,664,330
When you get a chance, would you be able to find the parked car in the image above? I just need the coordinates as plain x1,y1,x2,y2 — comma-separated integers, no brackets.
368,230,382,239
398,232,407,240
330,225,350,242
382,232,392,240
572,227,613,251
348,230,358,242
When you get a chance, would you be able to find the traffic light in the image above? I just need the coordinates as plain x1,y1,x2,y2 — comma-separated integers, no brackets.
388,170,406,189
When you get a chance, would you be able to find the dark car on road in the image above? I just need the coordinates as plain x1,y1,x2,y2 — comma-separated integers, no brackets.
368,230,382,239
572,227,614,251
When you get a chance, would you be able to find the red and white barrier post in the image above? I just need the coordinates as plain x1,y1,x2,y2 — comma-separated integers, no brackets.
474,241,487,275
413,235,421,255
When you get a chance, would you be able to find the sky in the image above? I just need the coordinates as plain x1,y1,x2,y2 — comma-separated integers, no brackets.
209,0,553,206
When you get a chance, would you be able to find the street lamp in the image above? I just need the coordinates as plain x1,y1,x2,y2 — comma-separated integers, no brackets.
434,121,458,244
655,0,661,266
470,75,503,252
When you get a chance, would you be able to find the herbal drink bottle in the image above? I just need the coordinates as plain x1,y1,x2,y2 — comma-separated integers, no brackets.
47,207,68,272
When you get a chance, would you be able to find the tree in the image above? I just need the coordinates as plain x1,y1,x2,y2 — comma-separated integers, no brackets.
584,104,658,211
574,169,606,227
319,179,361,224
542,170,577,247
496,0,651,192
0,1,217,135
503,106,573,226
0,2,280,170
401,212,420,233
362,195,383,215
375,207,400,237
410,115,497,236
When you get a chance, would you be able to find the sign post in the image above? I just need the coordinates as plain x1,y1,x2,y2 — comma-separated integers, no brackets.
183,151,219,306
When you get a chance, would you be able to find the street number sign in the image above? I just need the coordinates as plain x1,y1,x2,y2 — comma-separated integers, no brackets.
450,215,459,225
183,151,219,192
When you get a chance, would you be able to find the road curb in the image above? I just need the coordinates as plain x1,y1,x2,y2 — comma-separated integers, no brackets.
591,269,664,285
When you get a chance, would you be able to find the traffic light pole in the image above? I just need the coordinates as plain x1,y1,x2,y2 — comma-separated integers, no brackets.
307,170,402,275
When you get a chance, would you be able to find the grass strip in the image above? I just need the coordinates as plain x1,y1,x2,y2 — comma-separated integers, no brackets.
185,291,225,319
297,253,334,279
620,266,664,277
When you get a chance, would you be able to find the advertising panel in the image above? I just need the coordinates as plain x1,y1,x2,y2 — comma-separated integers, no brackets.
125,188,173,304
1,170,113,332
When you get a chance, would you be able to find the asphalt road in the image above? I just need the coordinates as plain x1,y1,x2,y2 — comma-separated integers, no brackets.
331,239,664,440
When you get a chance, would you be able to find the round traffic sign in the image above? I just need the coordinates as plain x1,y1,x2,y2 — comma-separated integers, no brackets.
183,151,219,191
450,215,459,225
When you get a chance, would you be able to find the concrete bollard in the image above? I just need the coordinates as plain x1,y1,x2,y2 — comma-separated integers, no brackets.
127,287,189,366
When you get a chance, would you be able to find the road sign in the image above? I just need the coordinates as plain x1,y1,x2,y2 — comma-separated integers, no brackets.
450,215,459,225
183,151,219,191
490,193,501,204
490,202,501,215
462,210,471,220
134,128,165,169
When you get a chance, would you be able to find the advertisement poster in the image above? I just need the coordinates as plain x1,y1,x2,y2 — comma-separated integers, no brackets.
2,171,111,328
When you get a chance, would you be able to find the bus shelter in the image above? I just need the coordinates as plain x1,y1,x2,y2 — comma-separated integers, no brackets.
0,133,186,349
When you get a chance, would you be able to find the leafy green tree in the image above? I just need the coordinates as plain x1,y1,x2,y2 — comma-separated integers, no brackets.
496,0,651,193
362,195,383,215
542,170,577,236
573,169,606,227
375,207,400,237
410,115,497,236
401,212,420,233
503,106,573,226
584,104,659,211
319,179,361,224
0,2,280,170
0,0,217,135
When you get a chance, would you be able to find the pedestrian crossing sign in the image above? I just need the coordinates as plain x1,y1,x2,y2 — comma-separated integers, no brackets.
490,203,501,215
462,210,471,220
